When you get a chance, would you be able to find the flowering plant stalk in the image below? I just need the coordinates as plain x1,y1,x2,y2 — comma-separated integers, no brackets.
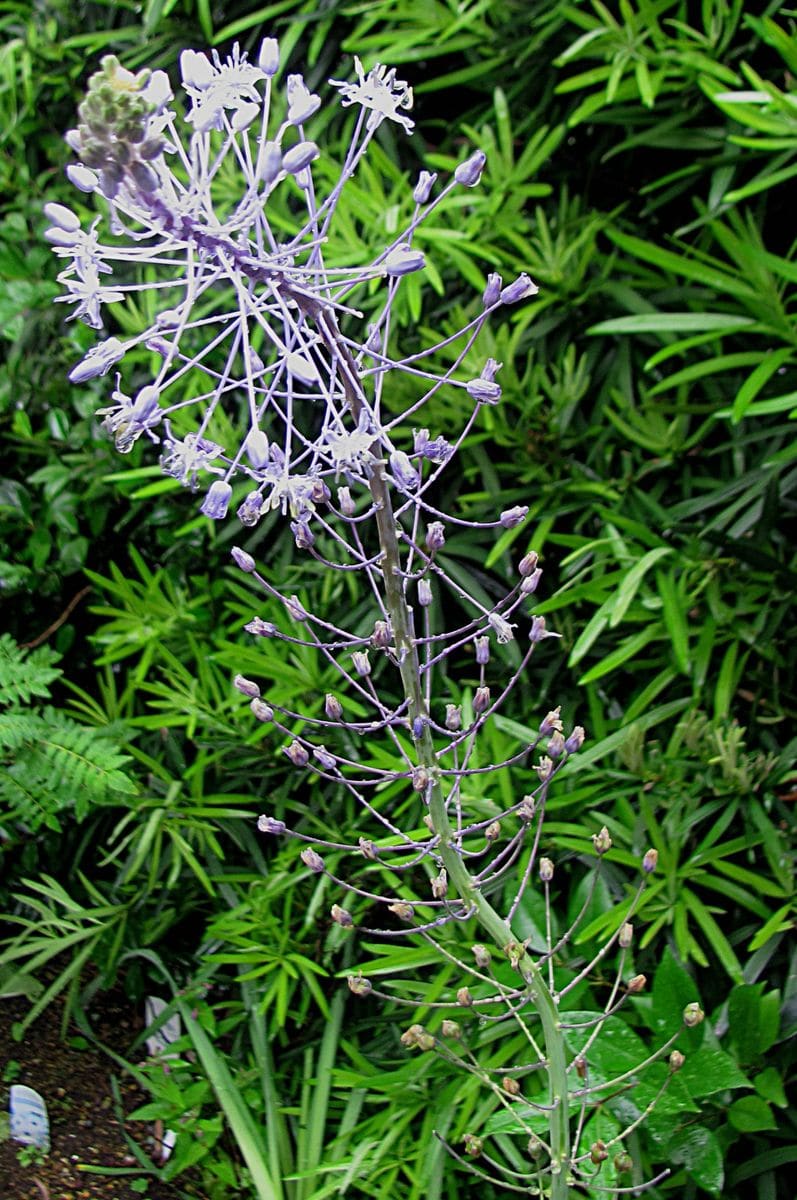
50,39,700,1196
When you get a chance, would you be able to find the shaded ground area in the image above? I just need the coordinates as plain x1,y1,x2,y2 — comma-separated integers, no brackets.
0,988,188,1200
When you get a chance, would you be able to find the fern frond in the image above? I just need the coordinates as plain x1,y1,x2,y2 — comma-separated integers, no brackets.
0,634,61,706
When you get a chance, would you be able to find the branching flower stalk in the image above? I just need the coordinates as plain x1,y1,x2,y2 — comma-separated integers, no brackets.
50,40,698,1196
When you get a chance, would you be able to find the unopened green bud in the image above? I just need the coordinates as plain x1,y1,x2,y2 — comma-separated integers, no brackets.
593,825,612,855
683,1002,704,1028
669,1050,685,1072
590,1140,608,1165
431,868,447,899
614,1152,633,1174
388,902,414,922
331,904,352,927
472,944,491,969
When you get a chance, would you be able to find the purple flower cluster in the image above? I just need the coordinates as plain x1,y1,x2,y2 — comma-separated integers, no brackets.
50,45,536,533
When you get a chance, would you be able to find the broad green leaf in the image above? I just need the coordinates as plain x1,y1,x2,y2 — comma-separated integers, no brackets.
578,623,662,685
678,1047,750,1098
728,1095,777,1132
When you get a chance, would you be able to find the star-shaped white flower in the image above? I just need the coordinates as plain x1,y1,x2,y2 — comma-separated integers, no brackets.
329,58,414,132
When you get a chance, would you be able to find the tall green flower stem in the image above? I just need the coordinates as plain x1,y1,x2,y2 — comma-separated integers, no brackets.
312,307,572,1196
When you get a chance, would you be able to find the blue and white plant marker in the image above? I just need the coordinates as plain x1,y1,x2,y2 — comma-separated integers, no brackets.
144,996,180,1162
9,1084,50,1150
144,995,181,1058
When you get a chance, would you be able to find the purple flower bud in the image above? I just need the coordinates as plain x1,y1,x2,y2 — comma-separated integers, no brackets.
232,102,260,132
389,451,419,492
44,202,81,232
286,351,320,386
474,637,490,666
372,620,391,648
455,149,486,187
483,272,502,307
250,698,274,722
285,595,308,621
244,427,269,470
301,846,325,872
66,164,98,192
129,159,160,194
257,814,286,835
413,170,437,204
286,740,310,767
244,617,276,637
539,707,562,735
384,245,425,277
200,479,232,520
291,518,314,549
465,376,502,404
131,385,160,422
500,505,528,529
234,674,260,698
520,568,542,595
473,685,491,714
426,522,445,552
337,486,355,516
258,140,283,184
282,140,319,174
286,75,321,124
500,273,539,305
547,731,565,759
418,578,433,607
331,903,352,927
314,745,337,771
258,38,280,76
564,726,585,753
642,848,659,874
519,551,539,577
311,479,330,505
237,492,264,526
44,226,80,247
530,615,552,643
325,694,343,721
70,338,125,383
180,48,214,89
352,650,370,677
231,545,256,573
412,715,427,740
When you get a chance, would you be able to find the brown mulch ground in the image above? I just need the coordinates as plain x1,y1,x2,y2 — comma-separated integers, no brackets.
0,987,193,1200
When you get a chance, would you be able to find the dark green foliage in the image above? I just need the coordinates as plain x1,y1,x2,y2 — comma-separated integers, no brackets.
0,635,136,831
